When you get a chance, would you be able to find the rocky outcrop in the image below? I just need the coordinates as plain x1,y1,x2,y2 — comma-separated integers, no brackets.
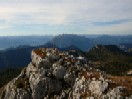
1,48,132,99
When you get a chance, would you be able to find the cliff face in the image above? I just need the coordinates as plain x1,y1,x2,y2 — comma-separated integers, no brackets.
1,48,132,99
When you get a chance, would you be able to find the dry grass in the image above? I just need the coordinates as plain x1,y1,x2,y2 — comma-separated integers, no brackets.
108,76,132,97
33,49,47,58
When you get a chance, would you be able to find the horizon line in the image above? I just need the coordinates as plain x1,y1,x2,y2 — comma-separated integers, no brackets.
0,33,132,37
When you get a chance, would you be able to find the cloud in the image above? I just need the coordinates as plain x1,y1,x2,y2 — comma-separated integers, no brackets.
92,19,132,26
0,0,132,35
0,25,10,29
86,21,132,34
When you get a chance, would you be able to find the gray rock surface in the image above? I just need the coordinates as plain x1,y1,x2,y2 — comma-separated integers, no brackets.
1,48,132,99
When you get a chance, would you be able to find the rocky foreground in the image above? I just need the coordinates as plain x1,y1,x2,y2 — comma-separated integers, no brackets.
0,48,132,99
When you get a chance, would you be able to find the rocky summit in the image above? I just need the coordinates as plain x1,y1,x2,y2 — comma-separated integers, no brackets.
0,48,132,99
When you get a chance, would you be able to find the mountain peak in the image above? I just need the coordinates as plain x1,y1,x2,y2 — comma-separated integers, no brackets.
49,34,91,51
1,48,132,99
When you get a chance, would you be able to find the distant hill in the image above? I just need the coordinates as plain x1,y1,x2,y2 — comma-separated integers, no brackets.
0,36,53,50
0,34,132,51
48,34,132,51
87,45,132,75
87,45,127,60
91,35,132,45
0,43,80,68
0,43,55,68
48,34,92,51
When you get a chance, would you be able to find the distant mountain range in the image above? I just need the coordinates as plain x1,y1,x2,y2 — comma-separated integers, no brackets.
0,34,132,68
0,34,132,51
48,34,132,51
0,36,53,50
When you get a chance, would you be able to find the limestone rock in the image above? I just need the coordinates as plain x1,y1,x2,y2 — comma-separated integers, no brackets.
1,48,132,99
89,80,108,96
53,65,66,79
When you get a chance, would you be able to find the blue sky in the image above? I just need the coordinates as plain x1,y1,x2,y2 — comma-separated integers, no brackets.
0,0,132,36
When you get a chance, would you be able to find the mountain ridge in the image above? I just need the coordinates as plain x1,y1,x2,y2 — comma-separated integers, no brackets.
0,48,132,99
0,34,132,69
87,45,132,76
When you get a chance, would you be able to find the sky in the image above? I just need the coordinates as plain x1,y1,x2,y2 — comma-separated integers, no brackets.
0,0,132,36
